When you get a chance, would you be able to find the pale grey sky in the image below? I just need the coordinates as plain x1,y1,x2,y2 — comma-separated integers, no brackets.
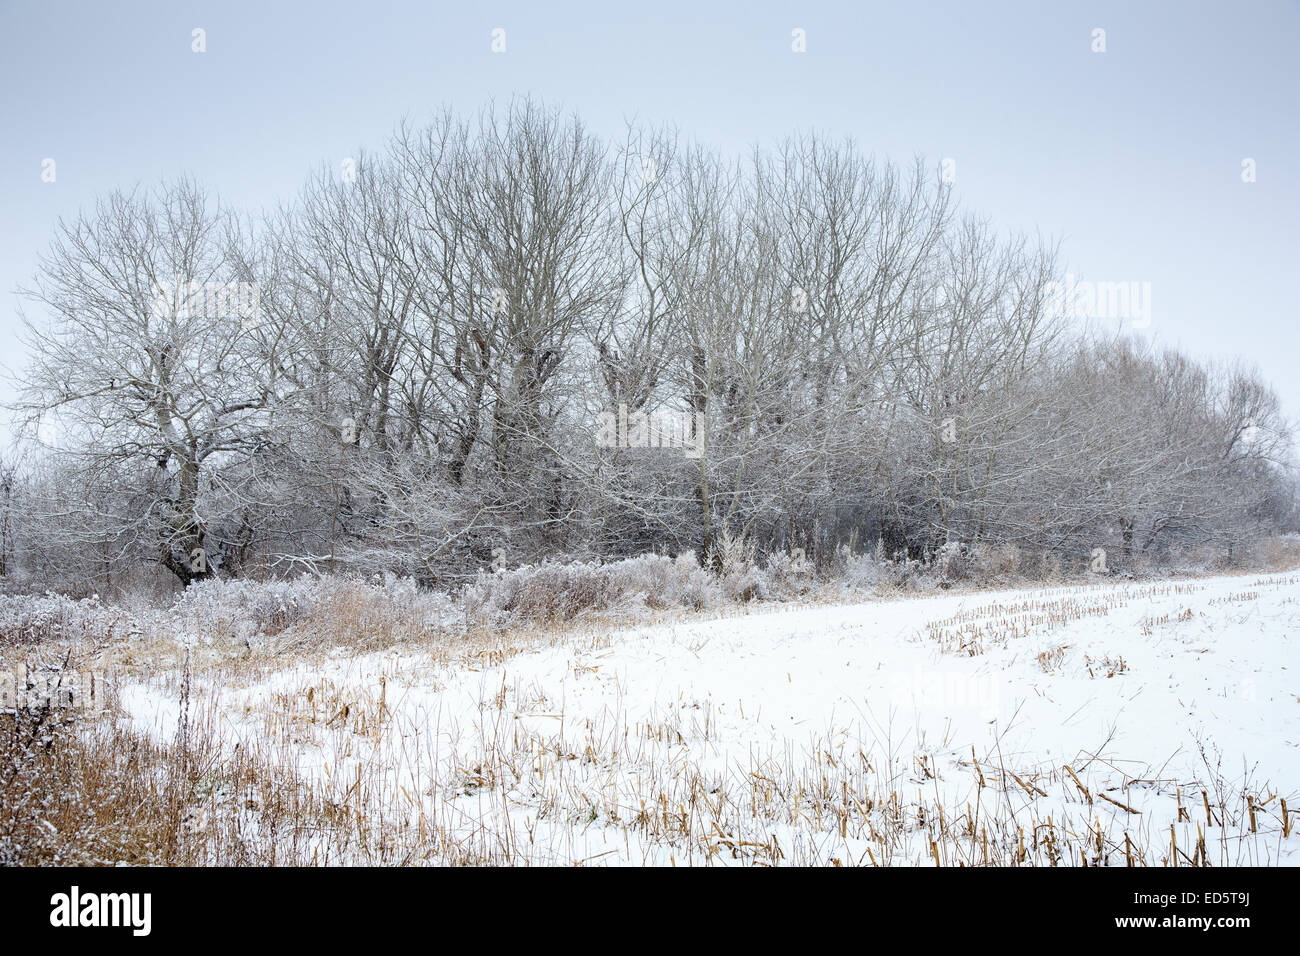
1,0,1296,430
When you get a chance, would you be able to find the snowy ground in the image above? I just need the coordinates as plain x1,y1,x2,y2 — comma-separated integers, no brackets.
119,571,1300,865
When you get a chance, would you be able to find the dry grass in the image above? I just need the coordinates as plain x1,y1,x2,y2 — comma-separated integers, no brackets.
8,684,1288,866
4,560,1299,866
0,668,502,866
0,671,352,865
1036,645,1068,672
923,581,1214,656
1083,653,1128,678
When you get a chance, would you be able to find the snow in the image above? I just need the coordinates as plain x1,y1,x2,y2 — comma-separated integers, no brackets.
118,571,1300,865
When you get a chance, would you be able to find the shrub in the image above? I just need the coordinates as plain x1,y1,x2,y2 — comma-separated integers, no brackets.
169,574,459,651
759,548,815,599
971,543,1021,583
463,553,717,626
935,541,970,582
0,592,141,648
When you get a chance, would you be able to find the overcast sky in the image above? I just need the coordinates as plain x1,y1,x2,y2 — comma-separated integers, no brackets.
1,0,1296,434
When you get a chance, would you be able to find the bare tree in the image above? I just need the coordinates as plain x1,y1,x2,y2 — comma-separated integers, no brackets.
15,180,270,584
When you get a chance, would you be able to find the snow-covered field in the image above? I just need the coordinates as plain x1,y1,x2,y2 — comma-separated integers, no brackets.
119,571,1300,865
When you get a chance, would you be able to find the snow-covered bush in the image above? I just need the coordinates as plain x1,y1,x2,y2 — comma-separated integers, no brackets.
464,561,618,623
831,542,924,594
463,553,716,625
0,592,142,647
971,543,1021,583
935,541,970,582
605,553,716,611
1232,534,1300,572
1036,550,1064,582
933,541,1023,587
759,548,815,599
301,575,459,648
167,574,459,649
171,576,319,645
835,545,882,592
716,532,765,603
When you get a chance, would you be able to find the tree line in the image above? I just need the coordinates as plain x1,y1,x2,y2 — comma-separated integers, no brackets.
4,98,1295,591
